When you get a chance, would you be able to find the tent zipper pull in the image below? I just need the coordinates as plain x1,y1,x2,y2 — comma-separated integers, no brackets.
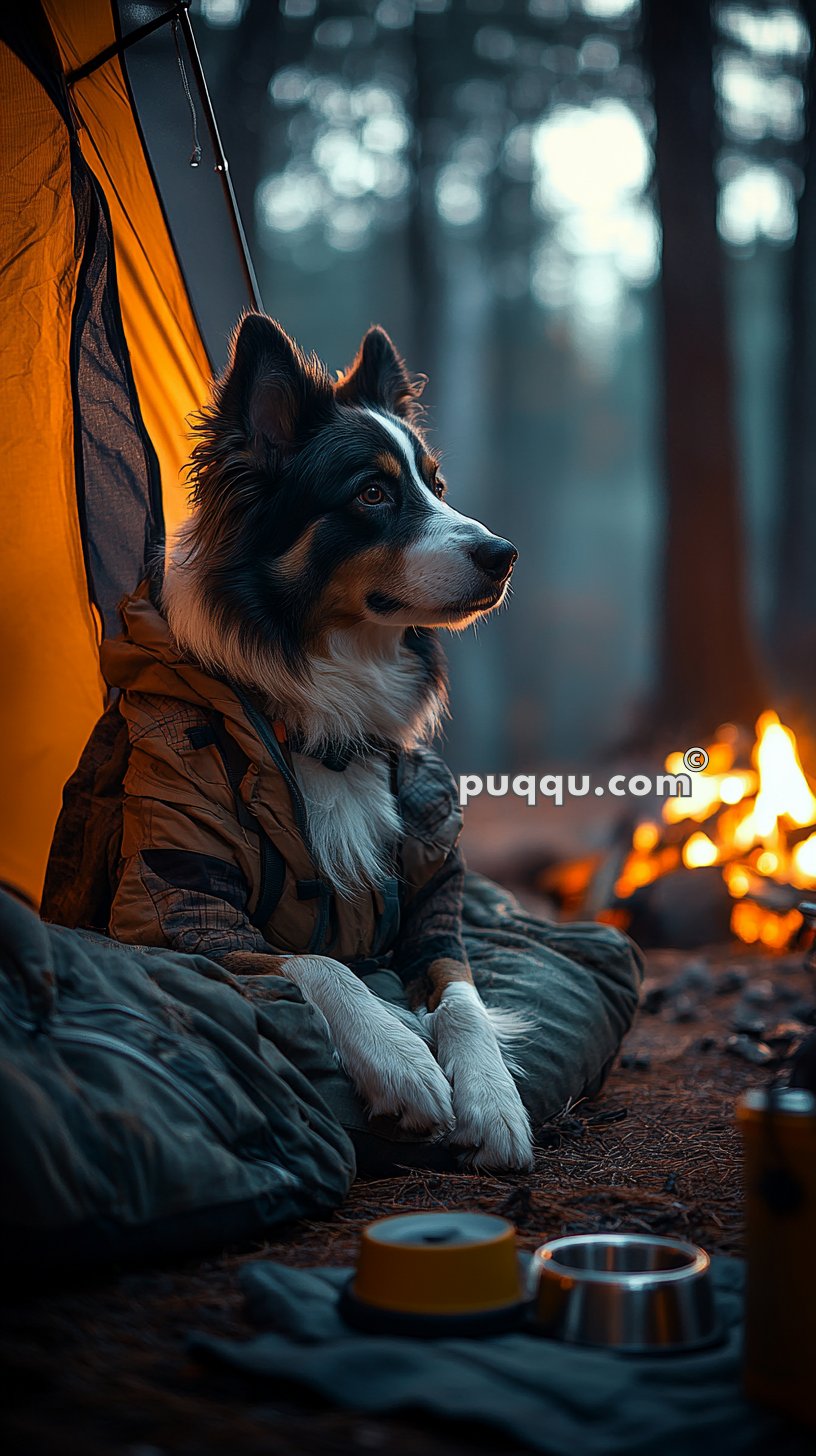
172,16,202,168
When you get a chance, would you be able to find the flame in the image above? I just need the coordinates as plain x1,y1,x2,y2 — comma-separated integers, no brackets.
734,711,816,848
615,711,816,948
632,821,660,853
682,831,718,868
719,774,747,805
723,864,750,898
792,832,816,885
662,743,757,825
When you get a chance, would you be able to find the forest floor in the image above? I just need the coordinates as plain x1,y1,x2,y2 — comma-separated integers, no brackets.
2,935,813,1456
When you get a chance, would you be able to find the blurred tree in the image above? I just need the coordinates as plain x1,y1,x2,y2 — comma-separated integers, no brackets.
215,0,282,265
774,0,816,715
644,0,766,734
407,3,439,373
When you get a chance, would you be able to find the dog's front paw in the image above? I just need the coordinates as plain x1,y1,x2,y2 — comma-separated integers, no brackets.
357,1015,455,1136
281,954,455,1136
446,1060,533,1171
428,983,534,1171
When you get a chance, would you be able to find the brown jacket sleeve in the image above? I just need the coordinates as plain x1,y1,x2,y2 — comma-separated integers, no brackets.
392,843,468,989
109,694,272,963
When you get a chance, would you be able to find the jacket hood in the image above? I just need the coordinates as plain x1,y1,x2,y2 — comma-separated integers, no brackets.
102,583,249,728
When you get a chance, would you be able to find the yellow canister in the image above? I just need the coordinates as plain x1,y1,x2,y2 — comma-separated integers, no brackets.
738,1087,816,1428
348,1212,522,1322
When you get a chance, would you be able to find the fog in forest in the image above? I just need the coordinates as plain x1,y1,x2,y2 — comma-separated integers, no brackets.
141,0,813,774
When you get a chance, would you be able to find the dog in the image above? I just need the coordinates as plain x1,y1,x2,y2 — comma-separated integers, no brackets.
158,314,533,1170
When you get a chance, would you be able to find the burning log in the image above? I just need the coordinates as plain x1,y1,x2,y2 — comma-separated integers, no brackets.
615,865,734,951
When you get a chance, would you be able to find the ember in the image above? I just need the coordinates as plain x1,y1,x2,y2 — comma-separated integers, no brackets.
615,713,816,949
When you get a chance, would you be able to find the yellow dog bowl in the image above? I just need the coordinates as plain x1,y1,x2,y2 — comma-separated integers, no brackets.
340,1212,526,1336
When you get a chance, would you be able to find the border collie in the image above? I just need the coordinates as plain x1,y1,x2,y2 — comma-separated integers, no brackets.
162,315,533,1170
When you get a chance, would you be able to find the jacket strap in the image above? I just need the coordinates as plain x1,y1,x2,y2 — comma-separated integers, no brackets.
371,876,401,957
191,714,286,931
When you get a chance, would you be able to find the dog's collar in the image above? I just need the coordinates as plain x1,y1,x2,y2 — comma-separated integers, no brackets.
278,723,357,773
221,681,362,772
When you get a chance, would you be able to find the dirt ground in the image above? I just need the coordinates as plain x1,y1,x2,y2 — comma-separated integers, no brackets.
2,937,813,1456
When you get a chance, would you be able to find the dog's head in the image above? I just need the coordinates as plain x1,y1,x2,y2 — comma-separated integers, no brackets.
182,314,517,659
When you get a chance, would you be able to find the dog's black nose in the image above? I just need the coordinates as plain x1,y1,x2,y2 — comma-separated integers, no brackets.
470,537,518,582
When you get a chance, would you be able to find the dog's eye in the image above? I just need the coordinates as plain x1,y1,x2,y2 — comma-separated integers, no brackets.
358,485,385,506
433,481,446,500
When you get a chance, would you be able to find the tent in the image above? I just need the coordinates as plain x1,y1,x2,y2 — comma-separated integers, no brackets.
0,1,259,905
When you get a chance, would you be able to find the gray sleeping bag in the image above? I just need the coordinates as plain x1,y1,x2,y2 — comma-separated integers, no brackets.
0,871,641,1268
0,890,355,1271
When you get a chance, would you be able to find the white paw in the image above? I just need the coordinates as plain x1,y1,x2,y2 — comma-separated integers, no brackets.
427,982,534,1171
356,1014,455,1135
281,955,454,1136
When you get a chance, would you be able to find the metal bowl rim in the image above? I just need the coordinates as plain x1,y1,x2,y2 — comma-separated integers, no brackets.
531,1233,710,1285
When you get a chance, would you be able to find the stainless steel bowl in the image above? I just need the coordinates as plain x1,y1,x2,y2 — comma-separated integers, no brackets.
528,1234,718,1352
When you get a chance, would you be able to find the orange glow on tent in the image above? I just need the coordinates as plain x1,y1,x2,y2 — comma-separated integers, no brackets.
0,3,232,903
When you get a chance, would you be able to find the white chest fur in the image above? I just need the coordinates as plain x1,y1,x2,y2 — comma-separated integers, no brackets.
291,750,402,897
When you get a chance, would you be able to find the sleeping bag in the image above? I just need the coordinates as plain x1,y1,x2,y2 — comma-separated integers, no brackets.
0,889,355,1272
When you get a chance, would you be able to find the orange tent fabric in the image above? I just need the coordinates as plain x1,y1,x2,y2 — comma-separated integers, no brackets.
0,35,105,906
0,2,213,904
44,0,211,537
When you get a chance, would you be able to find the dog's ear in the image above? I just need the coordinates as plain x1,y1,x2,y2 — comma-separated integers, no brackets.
335,325,426,422
215,313,335,463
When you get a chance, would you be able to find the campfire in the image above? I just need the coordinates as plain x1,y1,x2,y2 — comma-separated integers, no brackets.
542,713,816,950
610,712,816,949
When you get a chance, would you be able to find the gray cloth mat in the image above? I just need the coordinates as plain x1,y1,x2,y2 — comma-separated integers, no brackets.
189,1257,808,1455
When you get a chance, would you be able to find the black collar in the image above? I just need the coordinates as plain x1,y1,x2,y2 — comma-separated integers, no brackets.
286,732,357,772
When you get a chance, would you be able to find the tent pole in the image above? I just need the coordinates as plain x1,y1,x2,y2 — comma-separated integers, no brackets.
66,3,190,85
66,1,264,316
176,6,264,314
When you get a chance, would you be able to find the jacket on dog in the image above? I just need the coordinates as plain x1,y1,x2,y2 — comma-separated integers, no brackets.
43,584,467,983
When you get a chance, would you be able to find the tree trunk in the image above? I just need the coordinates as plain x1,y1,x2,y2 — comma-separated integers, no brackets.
773,1,816,713
643,0,766,735
216,0,284,265
407,6,442,373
